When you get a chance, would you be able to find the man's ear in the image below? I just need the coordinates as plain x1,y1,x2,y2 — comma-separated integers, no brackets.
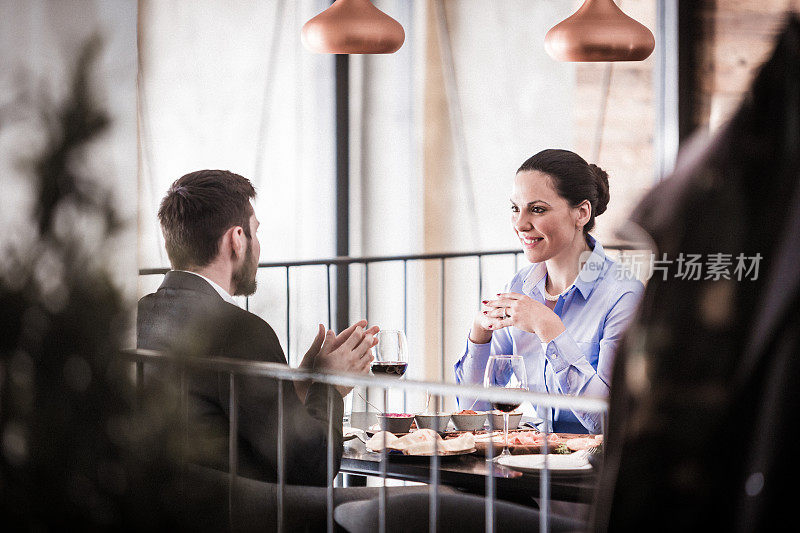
228,225,247,259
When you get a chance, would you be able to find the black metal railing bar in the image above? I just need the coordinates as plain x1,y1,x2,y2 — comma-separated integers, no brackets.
137,243,642,275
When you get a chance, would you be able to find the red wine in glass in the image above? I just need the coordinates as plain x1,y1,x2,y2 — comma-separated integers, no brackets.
370,361,408,377
492,387,526,412
484,356,528,460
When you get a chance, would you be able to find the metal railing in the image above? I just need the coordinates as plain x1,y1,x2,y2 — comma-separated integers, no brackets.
119,347,608,533
138,244,645,391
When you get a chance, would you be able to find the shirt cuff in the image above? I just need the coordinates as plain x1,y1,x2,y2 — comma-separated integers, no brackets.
466,337,493,367
544,330,584,373
458,337,493,383
467,337,492,357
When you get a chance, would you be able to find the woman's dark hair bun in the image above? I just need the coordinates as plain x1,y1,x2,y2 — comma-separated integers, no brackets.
588,164,610,217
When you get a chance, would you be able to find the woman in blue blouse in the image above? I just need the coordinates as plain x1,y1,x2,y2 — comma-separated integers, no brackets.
454,149,643,434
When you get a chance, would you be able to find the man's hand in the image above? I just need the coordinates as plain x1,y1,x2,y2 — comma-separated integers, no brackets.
294,324,327,401
316,320,379,397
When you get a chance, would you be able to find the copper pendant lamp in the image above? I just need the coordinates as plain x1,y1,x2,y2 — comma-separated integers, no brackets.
301,0,405,54
544,0,655,62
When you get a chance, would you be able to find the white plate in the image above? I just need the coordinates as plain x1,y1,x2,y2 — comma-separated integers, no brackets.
343,427,365,442
497,452,593,474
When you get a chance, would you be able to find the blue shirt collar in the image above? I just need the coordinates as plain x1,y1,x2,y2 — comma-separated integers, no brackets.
521,234,608,301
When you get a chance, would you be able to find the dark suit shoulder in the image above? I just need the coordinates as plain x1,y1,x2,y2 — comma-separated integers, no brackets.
137,279,285,365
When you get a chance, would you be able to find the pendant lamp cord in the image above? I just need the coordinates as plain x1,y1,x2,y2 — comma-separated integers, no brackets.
591,0,624,162
592,62,614,162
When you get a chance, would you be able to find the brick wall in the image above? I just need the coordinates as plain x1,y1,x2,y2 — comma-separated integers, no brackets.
572,0,657,244
699,0,800,131
573,0,800,245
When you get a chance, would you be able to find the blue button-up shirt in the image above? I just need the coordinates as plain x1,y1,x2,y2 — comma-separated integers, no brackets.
454,236,644,434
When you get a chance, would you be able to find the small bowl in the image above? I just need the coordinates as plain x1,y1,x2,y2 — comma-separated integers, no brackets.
451,411,488,431
489,411,523,431
377,414,414,434
414,413,451,433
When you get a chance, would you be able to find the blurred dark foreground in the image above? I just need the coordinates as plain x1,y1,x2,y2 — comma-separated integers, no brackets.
0,38,195,531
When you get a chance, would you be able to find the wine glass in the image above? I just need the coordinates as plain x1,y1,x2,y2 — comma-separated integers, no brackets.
369,330,409,429
483,355,528,460
370,329,408,378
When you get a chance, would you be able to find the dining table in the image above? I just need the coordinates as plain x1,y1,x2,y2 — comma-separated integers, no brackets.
339,426,600,505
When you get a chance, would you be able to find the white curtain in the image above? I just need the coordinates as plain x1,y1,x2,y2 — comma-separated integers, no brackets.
137,0,336,363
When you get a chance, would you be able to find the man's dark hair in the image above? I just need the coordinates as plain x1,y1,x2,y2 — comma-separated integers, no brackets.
158,170,256,269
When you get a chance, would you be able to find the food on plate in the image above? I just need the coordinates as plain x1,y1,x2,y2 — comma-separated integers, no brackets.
365,431,400,451
509,432,562,446
552,444,572,455
455,409,479,415
366,428,475,455
473,431,604,455
382,413,413,418
475,430,563,447
475,430,540,444
565,435,603,452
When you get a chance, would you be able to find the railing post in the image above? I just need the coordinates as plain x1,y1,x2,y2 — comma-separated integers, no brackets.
477,254,483,310
429,394,441,533
327,385,335,533
285,266,291,365
486,428,495,533
228,373,238,529
364,262,369,323
326,264,332,328
379,387,388,533
540,408,552,533
277,379,285,533
485,428,495,533
440,259,445,383
364,262,370,407
403,259,408,413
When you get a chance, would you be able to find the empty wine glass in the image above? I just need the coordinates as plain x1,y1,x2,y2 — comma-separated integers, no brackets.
483,355,528,460
371,329,408,378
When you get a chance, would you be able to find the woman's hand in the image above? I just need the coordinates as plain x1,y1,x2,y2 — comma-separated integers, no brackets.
480,292,566,342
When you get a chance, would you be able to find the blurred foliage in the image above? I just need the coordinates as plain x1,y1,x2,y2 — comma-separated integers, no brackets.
0,37,187,530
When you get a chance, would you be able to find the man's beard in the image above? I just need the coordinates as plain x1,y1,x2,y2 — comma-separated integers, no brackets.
232,239,258,296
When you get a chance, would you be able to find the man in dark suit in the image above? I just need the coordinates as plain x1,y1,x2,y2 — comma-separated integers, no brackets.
137,169,376,487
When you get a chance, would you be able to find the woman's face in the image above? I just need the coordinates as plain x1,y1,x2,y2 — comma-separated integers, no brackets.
510,170,587,264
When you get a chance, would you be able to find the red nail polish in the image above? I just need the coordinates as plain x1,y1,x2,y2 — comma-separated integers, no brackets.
481,300,488,304
483,311,488,315
487,325,493,329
